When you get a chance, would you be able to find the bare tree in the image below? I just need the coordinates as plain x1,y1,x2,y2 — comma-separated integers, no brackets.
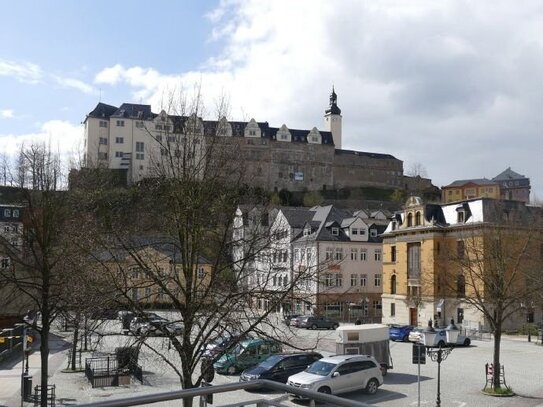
439,203,543,390
81,93,320,407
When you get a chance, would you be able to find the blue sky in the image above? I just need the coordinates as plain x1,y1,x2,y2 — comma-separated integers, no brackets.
1,1,543,202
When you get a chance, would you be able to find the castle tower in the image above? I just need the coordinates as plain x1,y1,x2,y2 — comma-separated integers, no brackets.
324,86,343,149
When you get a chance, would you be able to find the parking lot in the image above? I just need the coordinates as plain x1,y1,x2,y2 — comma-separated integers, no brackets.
23,317,543,406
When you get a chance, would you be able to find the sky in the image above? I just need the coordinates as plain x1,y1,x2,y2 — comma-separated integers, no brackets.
1,0,542,202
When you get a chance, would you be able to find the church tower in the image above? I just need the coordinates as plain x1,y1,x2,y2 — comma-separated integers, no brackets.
324,86,343,149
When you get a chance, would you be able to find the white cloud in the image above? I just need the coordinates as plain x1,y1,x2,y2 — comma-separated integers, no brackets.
0,120,84,166
92,0,543,200
0,59,42,84
53,75,96,95
0,109,15,119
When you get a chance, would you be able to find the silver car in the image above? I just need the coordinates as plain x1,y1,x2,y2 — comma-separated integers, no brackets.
287,354,383,396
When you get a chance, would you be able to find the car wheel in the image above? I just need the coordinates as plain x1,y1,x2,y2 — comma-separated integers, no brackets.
227,365,237,375
437,340,445,347
311,324,318,330
333,323,339,329
317,386,331,394
365,378,379,395
464,338,471,346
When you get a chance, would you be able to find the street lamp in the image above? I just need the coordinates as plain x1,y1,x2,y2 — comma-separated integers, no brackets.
422,319,459,407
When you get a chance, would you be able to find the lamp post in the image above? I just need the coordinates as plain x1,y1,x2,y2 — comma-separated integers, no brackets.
422,319,459,407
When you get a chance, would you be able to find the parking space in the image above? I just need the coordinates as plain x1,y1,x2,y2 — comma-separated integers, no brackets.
34,318,543,406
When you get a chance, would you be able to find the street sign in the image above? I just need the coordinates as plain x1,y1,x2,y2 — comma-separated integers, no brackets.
412,343,426,364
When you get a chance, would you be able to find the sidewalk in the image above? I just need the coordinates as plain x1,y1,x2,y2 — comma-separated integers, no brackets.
0,331,71,407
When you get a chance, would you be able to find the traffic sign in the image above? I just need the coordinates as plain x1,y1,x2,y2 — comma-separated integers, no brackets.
412,343,426,364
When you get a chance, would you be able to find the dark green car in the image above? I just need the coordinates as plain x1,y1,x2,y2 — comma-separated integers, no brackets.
213,338,282,374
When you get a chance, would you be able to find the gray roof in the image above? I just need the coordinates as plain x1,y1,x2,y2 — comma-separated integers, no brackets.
492,167,528,181
444,178,498,188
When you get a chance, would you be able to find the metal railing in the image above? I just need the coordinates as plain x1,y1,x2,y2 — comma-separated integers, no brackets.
75,379,376,407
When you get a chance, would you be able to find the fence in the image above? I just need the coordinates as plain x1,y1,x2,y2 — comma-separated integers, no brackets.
32,384,56,407
85,356,143,388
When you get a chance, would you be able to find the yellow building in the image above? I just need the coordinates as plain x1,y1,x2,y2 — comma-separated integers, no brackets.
99,243,212,307
441,179,500,203
381,196,542,330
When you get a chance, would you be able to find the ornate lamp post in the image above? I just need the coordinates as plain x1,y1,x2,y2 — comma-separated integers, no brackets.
422,319,460,407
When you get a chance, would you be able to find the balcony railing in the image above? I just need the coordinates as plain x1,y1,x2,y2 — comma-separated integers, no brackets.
75,379,376,407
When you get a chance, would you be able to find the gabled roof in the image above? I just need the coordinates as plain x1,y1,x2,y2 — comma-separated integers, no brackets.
492,167,527,181
87,102,118,120
443,178,498,188
111,103,154,120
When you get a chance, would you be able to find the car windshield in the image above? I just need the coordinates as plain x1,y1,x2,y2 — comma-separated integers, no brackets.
259,355,283,369
305,361,335,376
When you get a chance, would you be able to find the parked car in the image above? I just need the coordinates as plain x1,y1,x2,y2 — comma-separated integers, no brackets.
289,316,306,327
298,316,339,330
203,333,249,359
239,352,323,385
139,319,184,336
283,314,302,326
287,354,383,396
389,324,414,342
409,327,471,346
213,337,282,375
129,312,167,334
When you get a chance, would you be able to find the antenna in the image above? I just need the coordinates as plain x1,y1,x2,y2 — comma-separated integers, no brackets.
99,88,102,103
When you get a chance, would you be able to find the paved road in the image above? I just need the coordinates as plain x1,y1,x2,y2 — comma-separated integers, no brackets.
2,317,543,407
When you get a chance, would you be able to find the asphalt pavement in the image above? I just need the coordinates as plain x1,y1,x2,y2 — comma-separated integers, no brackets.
1,317,543,407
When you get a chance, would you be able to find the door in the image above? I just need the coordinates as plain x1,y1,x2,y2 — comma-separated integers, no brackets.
409,308,418,326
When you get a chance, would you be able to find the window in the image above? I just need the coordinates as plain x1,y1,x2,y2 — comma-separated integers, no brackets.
391,246,396,262
407,213,413,227
370,229,377,237
350,248,358,261
135,121,144,128
351,228,358,235
306,248,311,263
198,267,206,279
99,137,108,145
360,274,367,287
136,153,144,160
325,247,333,260
415,211,421,226
457,211,465,223
456,275,465,298
407,243,421,279
391,274,397,294
4,209,11,217
294,249,300,262
374,249,382,261
391,303,396,317
136,142,144,152
115,151,123,158
116,120,124,127
335,248,343,261
351,274,358,286
335,274,343,287
156,124,163,130
457,240,465,258
115,137,124,144
1,258,10,268
332,227,339,236
98,152,108,160
324,273,333,287
132,288,139,301
373,300,382,311
360,249,367,261
12,209,19,217
359,229,366,236
374,274,382,287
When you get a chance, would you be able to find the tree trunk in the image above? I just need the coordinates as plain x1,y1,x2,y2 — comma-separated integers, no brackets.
71,323,79,370
39,321,50,407
493,324,502,389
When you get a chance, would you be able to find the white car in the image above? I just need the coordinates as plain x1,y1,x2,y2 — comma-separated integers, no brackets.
287,354,383,397
409,327,471,346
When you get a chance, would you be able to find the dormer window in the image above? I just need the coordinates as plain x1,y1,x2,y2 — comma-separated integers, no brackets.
370,229,377,237
332,227,339,236
303,228,311,236
351,228,358,235
457,211,465,223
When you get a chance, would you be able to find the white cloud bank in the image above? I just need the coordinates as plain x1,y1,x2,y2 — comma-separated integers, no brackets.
93,0,543,201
